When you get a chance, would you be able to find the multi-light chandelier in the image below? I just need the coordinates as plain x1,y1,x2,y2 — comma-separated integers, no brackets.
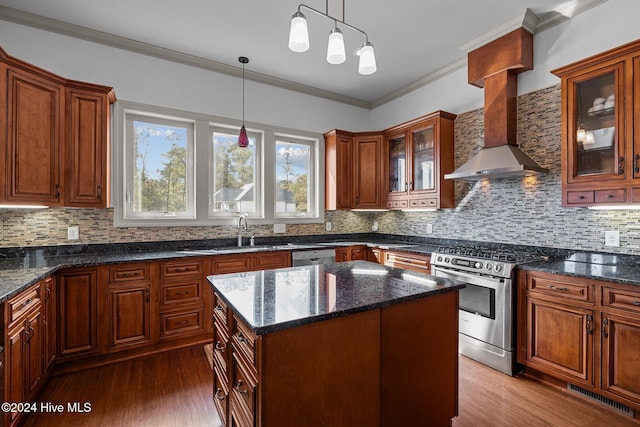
288,1,377,75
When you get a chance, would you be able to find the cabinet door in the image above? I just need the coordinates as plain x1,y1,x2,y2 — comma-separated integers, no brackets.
66,88,109,207
601,313,640,404
352,135,383,209
108,284,152,350
524,297,594,386
5,67,64,205
349,246,367,261
386,132,407,195
410,123,436,193
335,248,348,262
252,251,291,271
24,308,43,400
57,269,98,358
6,322,26,426
565,62,625,183
324,131,352,210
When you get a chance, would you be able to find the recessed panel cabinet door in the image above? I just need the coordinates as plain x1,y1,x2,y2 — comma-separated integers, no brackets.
57,269,99,358
601,313,640,404
108,284,152,350
66,89,109,207
352,135,383,209
5,67,64,205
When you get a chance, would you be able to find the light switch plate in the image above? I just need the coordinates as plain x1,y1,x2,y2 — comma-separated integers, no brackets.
273,223,286,233
426,223,433,234
325,222,332,231
604,230,619,247
68,226,79,240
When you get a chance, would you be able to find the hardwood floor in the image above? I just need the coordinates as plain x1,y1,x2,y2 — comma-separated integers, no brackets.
21,347,639,426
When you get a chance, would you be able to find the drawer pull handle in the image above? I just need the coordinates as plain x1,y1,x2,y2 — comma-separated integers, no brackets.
618,156,625,175
236,332,248,344
606,194,614,199
586,314,594,335
215,341,226,351
175,320,189,325
547,285,569,292
635,154,640,173
174,291,189,296
22,298,32,307
632,301,640,306
215,389,226,401
577,195,585,199
235,380,248,396
215,304,224,312
602,318,609,339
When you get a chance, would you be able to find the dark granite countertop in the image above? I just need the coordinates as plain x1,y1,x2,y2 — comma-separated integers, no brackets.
207,260,465,335
519,252,640,287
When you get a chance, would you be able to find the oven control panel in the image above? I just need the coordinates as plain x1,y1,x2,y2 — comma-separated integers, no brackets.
432,255,513,278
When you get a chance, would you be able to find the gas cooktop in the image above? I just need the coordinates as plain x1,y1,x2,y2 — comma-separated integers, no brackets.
433,246,547,264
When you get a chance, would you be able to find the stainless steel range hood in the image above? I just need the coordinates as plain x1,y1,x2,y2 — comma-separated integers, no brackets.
445,27,548,181
444,145,549,180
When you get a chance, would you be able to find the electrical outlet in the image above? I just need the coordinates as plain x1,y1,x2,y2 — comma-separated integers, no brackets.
426,223,433,234
604,230,619,247
372,221,378,232
325,222,332,231
68,226,79,240
273,223,286,233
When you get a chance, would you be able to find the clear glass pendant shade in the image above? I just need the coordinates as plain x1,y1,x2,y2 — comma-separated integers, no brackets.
288,12,309,52
326,27,346,64
358,42,377,75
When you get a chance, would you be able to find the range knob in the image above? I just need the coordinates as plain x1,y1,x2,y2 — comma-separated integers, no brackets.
495,264,503,272
474,262,483,269
437,256,443,262
444,257,450,263
486,263,493,270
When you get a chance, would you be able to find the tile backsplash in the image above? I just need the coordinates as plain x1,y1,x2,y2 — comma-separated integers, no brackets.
2,84,640,254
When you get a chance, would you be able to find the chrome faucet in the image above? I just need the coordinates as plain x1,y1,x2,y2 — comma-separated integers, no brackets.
237,213,249,247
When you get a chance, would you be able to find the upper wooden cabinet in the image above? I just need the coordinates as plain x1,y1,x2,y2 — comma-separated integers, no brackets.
0,46,115,207
553,39,640,207
324,110,455,211
384,111,456,209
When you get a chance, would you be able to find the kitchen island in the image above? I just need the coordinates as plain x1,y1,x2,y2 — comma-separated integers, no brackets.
207,260,465,427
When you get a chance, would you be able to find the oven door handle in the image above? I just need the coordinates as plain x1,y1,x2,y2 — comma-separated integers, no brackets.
432,266,504,289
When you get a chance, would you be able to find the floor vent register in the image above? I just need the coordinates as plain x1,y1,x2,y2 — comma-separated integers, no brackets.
568,384,635,417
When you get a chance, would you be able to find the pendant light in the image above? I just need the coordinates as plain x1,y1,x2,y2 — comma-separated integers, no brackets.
288,2,376,75
238,56,249,148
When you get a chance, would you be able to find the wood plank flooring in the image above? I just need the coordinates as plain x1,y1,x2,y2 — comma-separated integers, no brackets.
21,347,639,426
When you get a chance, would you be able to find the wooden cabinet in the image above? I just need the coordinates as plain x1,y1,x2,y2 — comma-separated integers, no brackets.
57,268,99,360
65,85,114,207
212,252,291,274
384,250,431,274
4,282,43,427
384,111,456,209
0,46,115,207
41,276,56,372
553,39,640,207
159,259,206,340
324,130,352,210
368,247,385,263
518,270,640,411
353,134,384,209
335,245,368,262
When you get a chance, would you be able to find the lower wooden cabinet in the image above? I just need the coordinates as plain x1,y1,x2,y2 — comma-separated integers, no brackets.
107,283,153,351
518,270,640,411
384,250,431,274
335,245,368,262
41,276,56,372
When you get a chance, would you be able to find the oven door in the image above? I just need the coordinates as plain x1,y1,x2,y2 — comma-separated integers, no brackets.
432,266,511,351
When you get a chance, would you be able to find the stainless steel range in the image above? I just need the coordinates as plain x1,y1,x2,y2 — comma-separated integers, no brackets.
431,247,545,375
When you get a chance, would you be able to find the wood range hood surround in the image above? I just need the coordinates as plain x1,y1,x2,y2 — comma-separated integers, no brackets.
445,27,549,180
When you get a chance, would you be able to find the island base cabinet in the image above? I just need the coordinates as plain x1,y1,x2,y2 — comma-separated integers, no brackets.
601,313,640,406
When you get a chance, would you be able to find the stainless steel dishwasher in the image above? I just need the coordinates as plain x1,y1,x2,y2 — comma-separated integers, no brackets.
291,249,335,266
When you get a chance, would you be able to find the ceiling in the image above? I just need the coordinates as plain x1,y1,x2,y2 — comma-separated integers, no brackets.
0,0,607,108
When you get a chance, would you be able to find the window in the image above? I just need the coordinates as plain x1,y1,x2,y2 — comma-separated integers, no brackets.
114,101,323,226
275,136,315,217
211,127,261,216
124,113,195,220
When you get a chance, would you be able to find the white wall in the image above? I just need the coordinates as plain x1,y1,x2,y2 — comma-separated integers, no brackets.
0,21,371,134
371,0,640,129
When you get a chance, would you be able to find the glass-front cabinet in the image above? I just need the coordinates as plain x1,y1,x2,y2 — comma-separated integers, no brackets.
383,111,455,210
553,39,640,207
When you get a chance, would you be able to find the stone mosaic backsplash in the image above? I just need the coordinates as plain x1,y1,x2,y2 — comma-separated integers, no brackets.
2,84,640,254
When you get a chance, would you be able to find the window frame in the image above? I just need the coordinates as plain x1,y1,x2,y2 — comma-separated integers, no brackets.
113,100,324,227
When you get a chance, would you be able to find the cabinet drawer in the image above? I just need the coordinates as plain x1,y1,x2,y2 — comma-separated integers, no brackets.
214,321,230,373
386,199,408,209
213,364,229,426
566,191,594,204
212,254,252,274
595,189,626,203
232,316,258,370
160,308,204,338
632,188,640,202
409,198,437,208
161,280,202,308
213,294,229,329
159,259,203,280
384,251,430,273
253,251,291,270
109,263,150,284
528,276,594,303
7,283,41,325
602,287,640,315
231,352,257,424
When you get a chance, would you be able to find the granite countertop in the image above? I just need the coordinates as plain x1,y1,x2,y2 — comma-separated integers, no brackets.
519,252,640,287
207,260,465,335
